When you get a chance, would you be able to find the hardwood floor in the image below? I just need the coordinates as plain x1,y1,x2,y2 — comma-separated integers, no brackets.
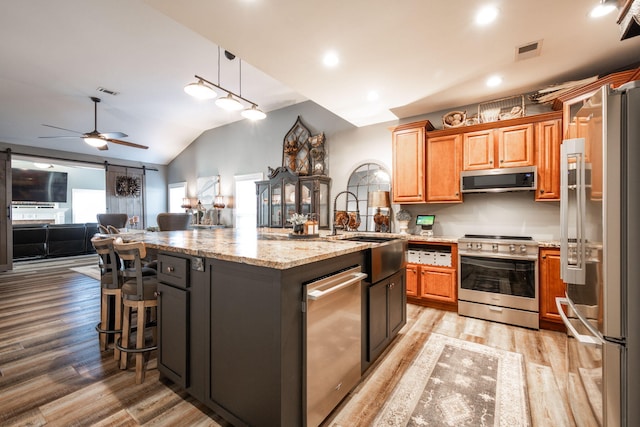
0,257,575,426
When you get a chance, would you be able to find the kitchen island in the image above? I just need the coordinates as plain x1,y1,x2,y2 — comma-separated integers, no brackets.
120,228,399,427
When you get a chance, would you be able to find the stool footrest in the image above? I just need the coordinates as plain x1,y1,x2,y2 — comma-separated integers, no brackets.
115,337,157,354
95,322,122,335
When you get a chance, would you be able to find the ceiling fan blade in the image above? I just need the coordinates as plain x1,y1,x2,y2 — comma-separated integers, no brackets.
100,131,128,139
106,138,149,150
41,124,83,134
38,136,82,139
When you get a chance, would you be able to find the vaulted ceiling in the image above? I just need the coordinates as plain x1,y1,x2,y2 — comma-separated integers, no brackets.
1,0,639,165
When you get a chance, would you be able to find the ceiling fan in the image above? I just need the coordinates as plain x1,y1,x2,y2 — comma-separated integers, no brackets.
40,96,148,151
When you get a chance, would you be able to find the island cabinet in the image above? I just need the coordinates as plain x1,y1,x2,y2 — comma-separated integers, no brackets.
538,248,566,331
367,269,406,366
157,249,365,427
391,120,434,203
406,242,458,311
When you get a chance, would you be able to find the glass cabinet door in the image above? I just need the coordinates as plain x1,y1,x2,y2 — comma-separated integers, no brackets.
271,183,282,227
318,180,329,228
284,182,296,226
300,181,313,216
257,183,269,227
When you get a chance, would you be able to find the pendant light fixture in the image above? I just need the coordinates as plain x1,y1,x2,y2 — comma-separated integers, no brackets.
184,47,266,120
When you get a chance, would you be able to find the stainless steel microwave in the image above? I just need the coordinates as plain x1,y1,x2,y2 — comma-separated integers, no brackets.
460,166,537,193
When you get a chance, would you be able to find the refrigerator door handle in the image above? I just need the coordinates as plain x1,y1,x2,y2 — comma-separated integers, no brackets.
560,138,586,285
556,297,603,346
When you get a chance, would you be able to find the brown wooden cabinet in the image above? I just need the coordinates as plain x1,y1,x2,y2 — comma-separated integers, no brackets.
426,134,462,203
535,119,562,201
406,242,457,311
391,121,434,203
539,248,566,331
463,124,534,170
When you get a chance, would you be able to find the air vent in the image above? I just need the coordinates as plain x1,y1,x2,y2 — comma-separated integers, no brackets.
515,40,543,61
96,87,119,96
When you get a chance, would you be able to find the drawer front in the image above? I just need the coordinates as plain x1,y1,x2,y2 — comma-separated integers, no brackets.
158,254,189,288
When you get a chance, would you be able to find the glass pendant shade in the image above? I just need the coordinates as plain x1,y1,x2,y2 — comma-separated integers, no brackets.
215,93,243,111
184,79,218,99
241,105,267,120
84,136,107,148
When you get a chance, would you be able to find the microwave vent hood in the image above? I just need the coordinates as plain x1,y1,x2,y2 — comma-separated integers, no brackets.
460,166,537,193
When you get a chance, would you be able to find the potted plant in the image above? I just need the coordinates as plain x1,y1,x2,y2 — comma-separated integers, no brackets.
395,209,412,235
288,213,308,234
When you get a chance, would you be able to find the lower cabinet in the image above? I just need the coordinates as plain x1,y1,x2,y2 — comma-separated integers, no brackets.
157,281,189,387
368,270,406,364
406,242,458,311
539,248,566,331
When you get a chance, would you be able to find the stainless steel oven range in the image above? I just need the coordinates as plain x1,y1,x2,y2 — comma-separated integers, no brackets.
458,234,539,329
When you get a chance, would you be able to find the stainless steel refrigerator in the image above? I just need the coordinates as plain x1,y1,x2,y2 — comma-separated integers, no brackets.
557,81,639,426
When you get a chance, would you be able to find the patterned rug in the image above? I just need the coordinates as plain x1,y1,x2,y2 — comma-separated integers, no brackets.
374,333,530,426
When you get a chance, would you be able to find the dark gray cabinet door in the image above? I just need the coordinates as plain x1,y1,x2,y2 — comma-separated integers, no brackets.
368,279,389,362
157,282,189,388
388,270,407,336
0,150,12,272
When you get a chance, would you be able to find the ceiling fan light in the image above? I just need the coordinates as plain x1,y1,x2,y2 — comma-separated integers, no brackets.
241,105,267,120
215,93,243,111
84,136,107,148
590,0,617,18
184,79,218,99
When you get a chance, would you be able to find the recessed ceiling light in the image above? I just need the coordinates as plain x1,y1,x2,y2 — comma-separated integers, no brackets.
323,51,339,67
590,1,617,18
476,5,499,25
367,91,379,101
486,75,503,87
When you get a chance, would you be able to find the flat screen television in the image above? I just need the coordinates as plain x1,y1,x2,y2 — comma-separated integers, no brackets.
12,168,68,203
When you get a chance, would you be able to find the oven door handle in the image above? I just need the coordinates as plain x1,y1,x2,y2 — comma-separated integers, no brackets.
555,297,602,346
307,272,367,301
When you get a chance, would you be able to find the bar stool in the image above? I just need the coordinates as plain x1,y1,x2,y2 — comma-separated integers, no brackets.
90,236,123,361
113,241,158,384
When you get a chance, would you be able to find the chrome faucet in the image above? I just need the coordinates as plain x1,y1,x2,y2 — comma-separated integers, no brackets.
330,190,359,236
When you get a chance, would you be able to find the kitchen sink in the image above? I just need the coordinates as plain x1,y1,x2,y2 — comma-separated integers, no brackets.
341,236,399,243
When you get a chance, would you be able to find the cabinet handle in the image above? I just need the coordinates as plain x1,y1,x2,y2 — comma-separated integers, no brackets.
500,159,504,163
388,282,395,289
455,192,459,196
489,160,493,164
166,266,175,273
542,255,547,259
154,291,161,298
540,189,545,194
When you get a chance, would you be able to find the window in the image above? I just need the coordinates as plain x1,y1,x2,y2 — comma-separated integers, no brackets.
168,182,187,213
234,173,263,229
72,189,106,223
346,163,391,231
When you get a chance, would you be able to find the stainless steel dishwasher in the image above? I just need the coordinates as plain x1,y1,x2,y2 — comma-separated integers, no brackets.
305,265,367,427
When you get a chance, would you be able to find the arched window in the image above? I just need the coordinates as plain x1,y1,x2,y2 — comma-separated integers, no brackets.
346,163,391,231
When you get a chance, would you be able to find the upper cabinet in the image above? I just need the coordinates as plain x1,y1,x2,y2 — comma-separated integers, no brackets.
392,111,563,204
426,134,463,203
462,123,534,170
391,121,434,203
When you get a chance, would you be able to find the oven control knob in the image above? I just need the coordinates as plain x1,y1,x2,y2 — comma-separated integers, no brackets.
475,243,482,250
492,243,498,252
520,245,527,253
509,244,516,253
467,242,473,250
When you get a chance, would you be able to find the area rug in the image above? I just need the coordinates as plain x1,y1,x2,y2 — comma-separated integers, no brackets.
70,265,101,281
374,333,530,427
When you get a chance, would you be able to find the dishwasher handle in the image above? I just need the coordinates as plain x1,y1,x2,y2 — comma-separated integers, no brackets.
307,272,367,301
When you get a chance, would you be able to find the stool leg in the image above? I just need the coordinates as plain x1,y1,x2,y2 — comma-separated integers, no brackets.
120,304,131,370
99,291,108,351
135,301,146,384
113,290,122,361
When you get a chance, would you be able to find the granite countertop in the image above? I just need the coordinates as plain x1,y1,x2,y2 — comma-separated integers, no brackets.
116,228,560,269
119,228,373,270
